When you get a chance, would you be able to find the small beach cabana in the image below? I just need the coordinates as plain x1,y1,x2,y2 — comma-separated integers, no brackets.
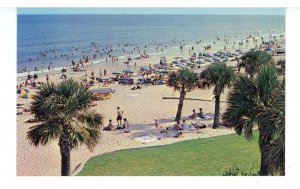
89,87,113,100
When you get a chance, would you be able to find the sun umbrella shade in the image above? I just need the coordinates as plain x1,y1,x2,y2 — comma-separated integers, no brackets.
20,93,33,99
140,66,150,71
89,88,113,94
197,60,205,64
124,69,135,73
17,88,29,95
156,69,169,73
112,71,122,75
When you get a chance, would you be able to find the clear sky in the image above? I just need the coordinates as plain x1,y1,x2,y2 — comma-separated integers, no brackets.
18,8,285,15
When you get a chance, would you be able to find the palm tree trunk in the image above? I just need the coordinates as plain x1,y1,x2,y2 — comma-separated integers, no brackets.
259,131,271,176
59,133,71,176
175,89,185,121
213,95,220,129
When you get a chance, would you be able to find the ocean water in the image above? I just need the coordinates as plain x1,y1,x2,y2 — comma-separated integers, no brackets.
17,14,285,74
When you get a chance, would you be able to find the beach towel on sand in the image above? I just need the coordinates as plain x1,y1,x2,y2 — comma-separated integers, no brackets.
134,135,158,144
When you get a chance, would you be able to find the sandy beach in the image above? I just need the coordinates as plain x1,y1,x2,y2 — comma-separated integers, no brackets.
16,35,285,176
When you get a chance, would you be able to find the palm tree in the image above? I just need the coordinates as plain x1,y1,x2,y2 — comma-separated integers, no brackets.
238,49,273,78
262,83,285,175
167,68,198,121
199,63,235,128
223,64,284,175
27,79,103,176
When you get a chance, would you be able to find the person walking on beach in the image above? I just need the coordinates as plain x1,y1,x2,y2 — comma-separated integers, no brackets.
91,69,94,79
45,74,49,83
154,119,160,129
104,69,107,76
99,69,102,77
117,106,123,125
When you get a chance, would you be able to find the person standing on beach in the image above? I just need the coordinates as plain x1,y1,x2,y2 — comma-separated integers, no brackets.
104,69,107,76
52,65,55,75
124,118,131,133
99,69,102,77
45,74,49,83
91,69,94,79
117,106,123,125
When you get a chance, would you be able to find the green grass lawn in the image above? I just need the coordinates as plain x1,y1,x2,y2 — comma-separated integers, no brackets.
78,131,260,176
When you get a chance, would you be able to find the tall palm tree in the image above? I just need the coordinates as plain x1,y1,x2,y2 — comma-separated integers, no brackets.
27,79,103,176
223,64,284,175
200,63,235,128
167,68,198,121
262,83,285,175
238,49,273,78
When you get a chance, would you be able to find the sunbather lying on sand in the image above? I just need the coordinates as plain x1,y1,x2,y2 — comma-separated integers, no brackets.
171,121,183,130
191,121,207,129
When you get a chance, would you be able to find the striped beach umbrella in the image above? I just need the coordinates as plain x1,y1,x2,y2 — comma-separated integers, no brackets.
20,93,33,99
17,88,29,95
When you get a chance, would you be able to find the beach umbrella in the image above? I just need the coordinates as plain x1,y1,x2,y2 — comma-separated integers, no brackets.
20,93,33,99
17,88,29,95
197,60,205,64
172,61,179,64
180,59,187,63
140,66,150,71
176,64,187,69
112,71,122,75
213,57,222,62
205,57,214,62
124,68,135,73
156,69,169,73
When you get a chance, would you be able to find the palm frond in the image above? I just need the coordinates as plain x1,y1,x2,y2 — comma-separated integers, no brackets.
199,63,235,95
27,122,62,146
167,68,198,92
